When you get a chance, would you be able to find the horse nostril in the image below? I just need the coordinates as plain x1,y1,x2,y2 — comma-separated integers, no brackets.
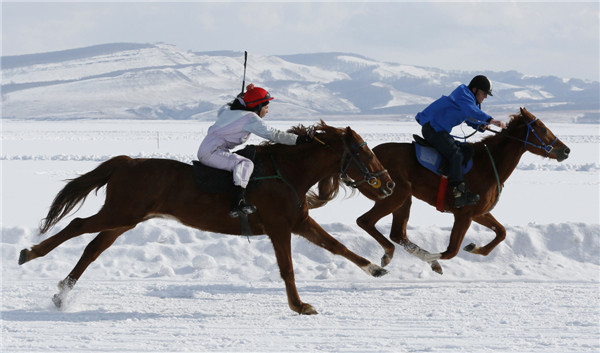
387,181,395,190
564,147,570,155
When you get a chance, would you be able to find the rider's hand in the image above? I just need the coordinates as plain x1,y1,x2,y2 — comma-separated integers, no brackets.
295,134,312,144
489,119,507,129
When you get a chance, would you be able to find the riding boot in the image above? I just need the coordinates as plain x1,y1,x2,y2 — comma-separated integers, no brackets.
229,185,257,218
452,182,480,208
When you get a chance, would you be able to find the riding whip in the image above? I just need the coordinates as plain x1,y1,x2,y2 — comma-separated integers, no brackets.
240,51,248,96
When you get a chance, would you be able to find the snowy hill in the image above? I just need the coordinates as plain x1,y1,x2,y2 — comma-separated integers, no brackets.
2,42,599,121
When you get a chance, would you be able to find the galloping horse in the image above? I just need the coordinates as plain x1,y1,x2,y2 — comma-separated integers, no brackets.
312,108,570,274
18,121,395,315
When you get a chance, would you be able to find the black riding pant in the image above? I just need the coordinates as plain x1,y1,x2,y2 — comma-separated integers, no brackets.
421,123,464,186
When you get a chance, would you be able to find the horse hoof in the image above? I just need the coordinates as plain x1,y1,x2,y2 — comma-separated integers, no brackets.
18,249,31,265
381,254,392,267
431,260,443,275
52,294,63,309
300,304,318,315
373,267,389,277
363,263,389,277
463,243,477,253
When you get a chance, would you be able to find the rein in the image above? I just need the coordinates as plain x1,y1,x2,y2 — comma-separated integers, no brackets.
313,135,387,190
250,153,302,208
483,144,502,213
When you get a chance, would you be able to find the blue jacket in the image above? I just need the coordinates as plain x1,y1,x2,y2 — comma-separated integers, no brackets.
415,84,492,133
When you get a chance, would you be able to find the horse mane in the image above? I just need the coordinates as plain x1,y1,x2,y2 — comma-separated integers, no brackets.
259,120,331,148
305,121,358,208
306,173,359,209
258,120,354,209
478,108,527,147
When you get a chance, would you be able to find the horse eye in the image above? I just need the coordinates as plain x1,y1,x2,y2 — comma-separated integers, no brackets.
541,128,547,134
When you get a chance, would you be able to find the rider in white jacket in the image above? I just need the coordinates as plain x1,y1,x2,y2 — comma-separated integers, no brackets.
197,83,309,217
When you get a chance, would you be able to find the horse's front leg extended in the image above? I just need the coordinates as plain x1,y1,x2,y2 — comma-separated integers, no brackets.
464,213,506,256
295,216,388,277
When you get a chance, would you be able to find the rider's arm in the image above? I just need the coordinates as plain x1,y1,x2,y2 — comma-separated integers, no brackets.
242,114,298,145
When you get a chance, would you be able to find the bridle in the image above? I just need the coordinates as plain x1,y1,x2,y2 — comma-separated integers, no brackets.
313,133,387,190
489,116,557,157
521,117,557,156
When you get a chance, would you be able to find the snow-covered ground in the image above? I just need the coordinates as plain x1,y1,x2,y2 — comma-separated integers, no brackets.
2,117,599,352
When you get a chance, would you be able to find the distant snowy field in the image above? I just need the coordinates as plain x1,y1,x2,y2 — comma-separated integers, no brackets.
2,117,599,352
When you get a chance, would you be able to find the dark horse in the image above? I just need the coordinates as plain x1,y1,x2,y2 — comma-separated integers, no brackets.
18,121,395,315
312,108,570,274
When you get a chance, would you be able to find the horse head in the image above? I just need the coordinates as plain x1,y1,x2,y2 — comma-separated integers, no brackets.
338,125,395,198
506,107,570,162
303,121,394,209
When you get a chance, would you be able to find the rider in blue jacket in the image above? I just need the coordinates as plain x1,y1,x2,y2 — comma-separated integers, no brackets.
415,75,507,208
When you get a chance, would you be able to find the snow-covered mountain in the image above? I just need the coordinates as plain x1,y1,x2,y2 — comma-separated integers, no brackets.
2,42,598,121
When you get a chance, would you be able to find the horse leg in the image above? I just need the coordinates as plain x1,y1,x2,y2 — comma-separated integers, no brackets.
295,216,387,277
384,198,443,274
269,232,317,315
356,196,405,267
19,207,138,265
52,226,133,308
19,216,99,265
389,197,411,245
464,213,506,256
401,216,471,274
440,216,472,260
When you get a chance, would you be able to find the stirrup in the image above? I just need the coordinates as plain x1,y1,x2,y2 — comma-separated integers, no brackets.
452,182,479,208
453,191,479,208
229,202,256,218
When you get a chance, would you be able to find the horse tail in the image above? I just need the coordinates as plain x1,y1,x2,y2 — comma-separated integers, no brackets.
306,174,345,209
39,155,131,234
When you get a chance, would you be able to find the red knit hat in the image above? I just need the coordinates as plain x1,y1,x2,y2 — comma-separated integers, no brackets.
242,84,274,108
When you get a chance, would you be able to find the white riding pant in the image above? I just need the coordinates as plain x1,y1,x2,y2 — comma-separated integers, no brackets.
197,148,254,188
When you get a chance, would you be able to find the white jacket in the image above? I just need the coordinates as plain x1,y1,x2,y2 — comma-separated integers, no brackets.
197,105,297,159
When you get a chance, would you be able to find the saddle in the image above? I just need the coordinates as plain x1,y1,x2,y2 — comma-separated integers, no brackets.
192,145,265,193
413,135,474,212
412,135,473,176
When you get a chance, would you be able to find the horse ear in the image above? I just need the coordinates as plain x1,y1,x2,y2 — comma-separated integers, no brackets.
344,126,353,136
520,107,526,115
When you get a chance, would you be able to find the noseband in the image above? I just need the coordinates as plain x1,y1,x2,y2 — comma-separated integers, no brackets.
522,117,557,156
313,134,387,189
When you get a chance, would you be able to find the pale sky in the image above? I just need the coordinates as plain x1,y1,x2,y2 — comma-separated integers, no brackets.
2,1,599,81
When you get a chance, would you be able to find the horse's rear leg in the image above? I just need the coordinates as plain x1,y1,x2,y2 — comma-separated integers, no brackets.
53,226,133,308
464,213,506,256
295,216,387,277
441,216,472,260
20,217,93,265
269,232,317,315
386,198,444,274
389,197,412,245
19,208,135,264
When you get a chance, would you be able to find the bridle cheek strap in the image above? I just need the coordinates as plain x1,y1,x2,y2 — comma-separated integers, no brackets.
524,118,557,157
340,140,387,189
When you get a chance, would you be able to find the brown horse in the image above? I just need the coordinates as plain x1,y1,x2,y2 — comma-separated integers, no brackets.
18,121,395,315
312,108,570,274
